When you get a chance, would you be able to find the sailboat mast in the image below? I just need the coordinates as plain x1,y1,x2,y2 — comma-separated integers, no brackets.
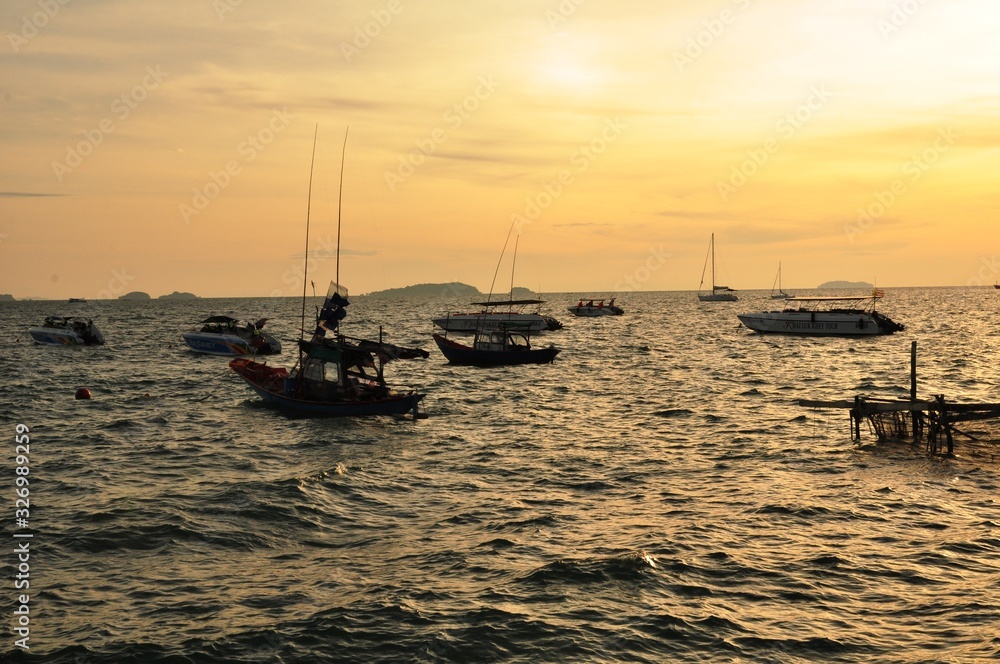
487,219,517,306
711,232,716,290
301,124,319,339
509,235,519,307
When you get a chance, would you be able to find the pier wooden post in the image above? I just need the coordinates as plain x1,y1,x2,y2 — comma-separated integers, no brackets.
910,341,921,441
852,395,862,441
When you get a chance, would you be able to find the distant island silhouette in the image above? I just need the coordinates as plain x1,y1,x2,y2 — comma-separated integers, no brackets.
817,281,874,289
362,282,536,299
0,294,14,302
119,291,152,300
159,291,198,300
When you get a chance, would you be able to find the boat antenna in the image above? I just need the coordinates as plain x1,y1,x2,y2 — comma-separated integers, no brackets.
486,218,517,305
336,126,349,293
509,234,519,305
301,123,319,340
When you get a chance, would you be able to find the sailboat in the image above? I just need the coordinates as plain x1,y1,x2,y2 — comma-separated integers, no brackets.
697,233,738,302
230,127,428,418
770,262,792,299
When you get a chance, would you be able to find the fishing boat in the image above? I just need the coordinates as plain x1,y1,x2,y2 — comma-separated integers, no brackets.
698,233,738,301
433,230,560,366
183,316,281,356
433,324,559,366
229,127,428,418
231,284,428,417
432,301,562,332
737,290,905,336
567,298,624,316
28,316,106,346
770,262,792,299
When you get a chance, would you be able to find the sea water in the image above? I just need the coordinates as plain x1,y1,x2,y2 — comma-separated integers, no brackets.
1,288,998,663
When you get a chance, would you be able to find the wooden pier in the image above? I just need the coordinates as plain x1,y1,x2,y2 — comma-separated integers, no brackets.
800,341,1000,455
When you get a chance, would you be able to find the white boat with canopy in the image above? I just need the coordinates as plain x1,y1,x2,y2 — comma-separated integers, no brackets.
738,291,904,336
433,299,563,332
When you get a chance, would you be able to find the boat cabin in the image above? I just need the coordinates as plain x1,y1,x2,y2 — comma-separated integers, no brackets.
473,330,532,353
290,341,389,401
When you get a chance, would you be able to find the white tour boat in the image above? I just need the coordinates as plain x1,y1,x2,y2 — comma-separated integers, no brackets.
738,292,904,336
433,299,562,333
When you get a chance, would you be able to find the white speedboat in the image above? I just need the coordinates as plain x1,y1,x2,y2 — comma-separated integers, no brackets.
738,292,904,336
567,298,624,316
433,300,562,332
182,316,281,355
29,316,106,346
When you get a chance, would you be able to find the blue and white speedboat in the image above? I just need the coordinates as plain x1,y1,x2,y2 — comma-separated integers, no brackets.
182,316,281,356
28,316,106,346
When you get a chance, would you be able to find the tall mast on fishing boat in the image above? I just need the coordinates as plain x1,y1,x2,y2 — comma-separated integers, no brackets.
335,127,348,296
300,124,319,347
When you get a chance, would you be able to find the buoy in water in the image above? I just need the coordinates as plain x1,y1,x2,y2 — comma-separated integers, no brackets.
75,387,91,400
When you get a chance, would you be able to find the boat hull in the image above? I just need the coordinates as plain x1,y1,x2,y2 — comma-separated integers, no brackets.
183,331,280,356
698,293,738,302
230,359,422,417
738,311,901,336
432,314,551,332
567,305,624,317
432,334,559,366
29,327,86,345
28,322,105,346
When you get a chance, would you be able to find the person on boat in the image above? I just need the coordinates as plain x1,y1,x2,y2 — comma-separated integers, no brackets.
578,299,583,307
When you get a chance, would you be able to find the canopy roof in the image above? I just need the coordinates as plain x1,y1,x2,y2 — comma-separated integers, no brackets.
785,295,880,302
470,299,544,306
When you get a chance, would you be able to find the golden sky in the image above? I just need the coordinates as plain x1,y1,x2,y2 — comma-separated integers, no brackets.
2,0,998,299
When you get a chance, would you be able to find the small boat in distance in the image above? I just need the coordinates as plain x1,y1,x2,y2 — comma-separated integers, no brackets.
67,297,87,303
28,316,106,346
433,323,559,366
568,298,624,316
770,262,792,299
738,290,904,336
698,233,738,301
182,315,281,356
432,299,562,332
